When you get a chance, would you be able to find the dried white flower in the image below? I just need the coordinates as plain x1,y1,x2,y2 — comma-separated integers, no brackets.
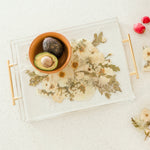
99,76,110,86
104,68,114,76
73,85,96,101
42,75,57,93
52,66,74,87
140,108,150,122
52,89,66,103
75,72,85,80
89,52,105,65
143,48,150,61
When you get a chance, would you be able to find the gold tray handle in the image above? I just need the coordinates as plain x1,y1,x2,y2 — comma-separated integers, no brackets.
7,60,21,105
122,34,139,79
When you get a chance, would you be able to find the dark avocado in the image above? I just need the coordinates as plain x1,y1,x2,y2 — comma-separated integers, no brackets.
43,37,64,58
34,52,58,71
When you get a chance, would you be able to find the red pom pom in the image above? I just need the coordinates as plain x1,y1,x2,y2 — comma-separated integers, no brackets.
133,23,146,34
142,16,150,24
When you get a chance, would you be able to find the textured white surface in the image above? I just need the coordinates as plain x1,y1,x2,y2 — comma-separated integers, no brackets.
0,0,150,149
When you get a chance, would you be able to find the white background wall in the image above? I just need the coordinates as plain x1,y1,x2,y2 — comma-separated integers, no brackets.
0,0,150,149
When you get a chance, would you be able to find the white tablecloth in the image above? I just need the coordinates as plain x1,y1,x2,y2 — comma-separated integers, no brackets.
0,0,150,149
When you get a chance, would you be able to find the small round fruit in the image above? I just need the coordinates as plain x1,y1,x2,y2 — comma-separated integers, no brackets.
133,23,146,34
43,37,64,58
41,56,53,68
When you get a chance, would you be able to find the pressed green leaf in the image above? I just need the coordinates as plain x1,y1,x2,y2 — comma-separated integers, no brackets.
105,93,111,99
26,70,47,86
109,64,120,72
92,32,106,47
79,85,86,94
105,53,112,59
131,118,140,128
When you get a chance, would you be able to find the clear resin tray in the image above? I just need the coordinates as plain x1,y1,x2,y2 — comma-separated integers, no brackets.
8,18,137,122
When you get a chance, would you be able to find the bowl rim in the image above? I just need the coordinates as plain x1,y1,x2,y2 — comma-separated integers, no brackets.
29,32,72,74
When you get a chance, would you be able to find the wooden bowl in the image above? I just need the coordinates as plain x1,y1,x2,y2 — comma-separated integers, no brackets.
29,32,72,74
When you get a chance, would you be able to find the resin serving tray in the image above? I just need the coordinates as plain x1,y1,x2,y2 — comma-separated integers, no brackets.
8,18,136,122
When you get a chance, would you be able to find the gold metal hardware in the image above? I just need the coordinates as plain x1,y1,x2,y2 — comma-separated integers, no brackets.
7,60,22,105
122,34,139,79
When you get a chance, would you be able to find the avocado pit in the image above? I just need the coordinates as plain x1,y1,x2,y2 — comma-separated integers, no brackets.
41,56,53,68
